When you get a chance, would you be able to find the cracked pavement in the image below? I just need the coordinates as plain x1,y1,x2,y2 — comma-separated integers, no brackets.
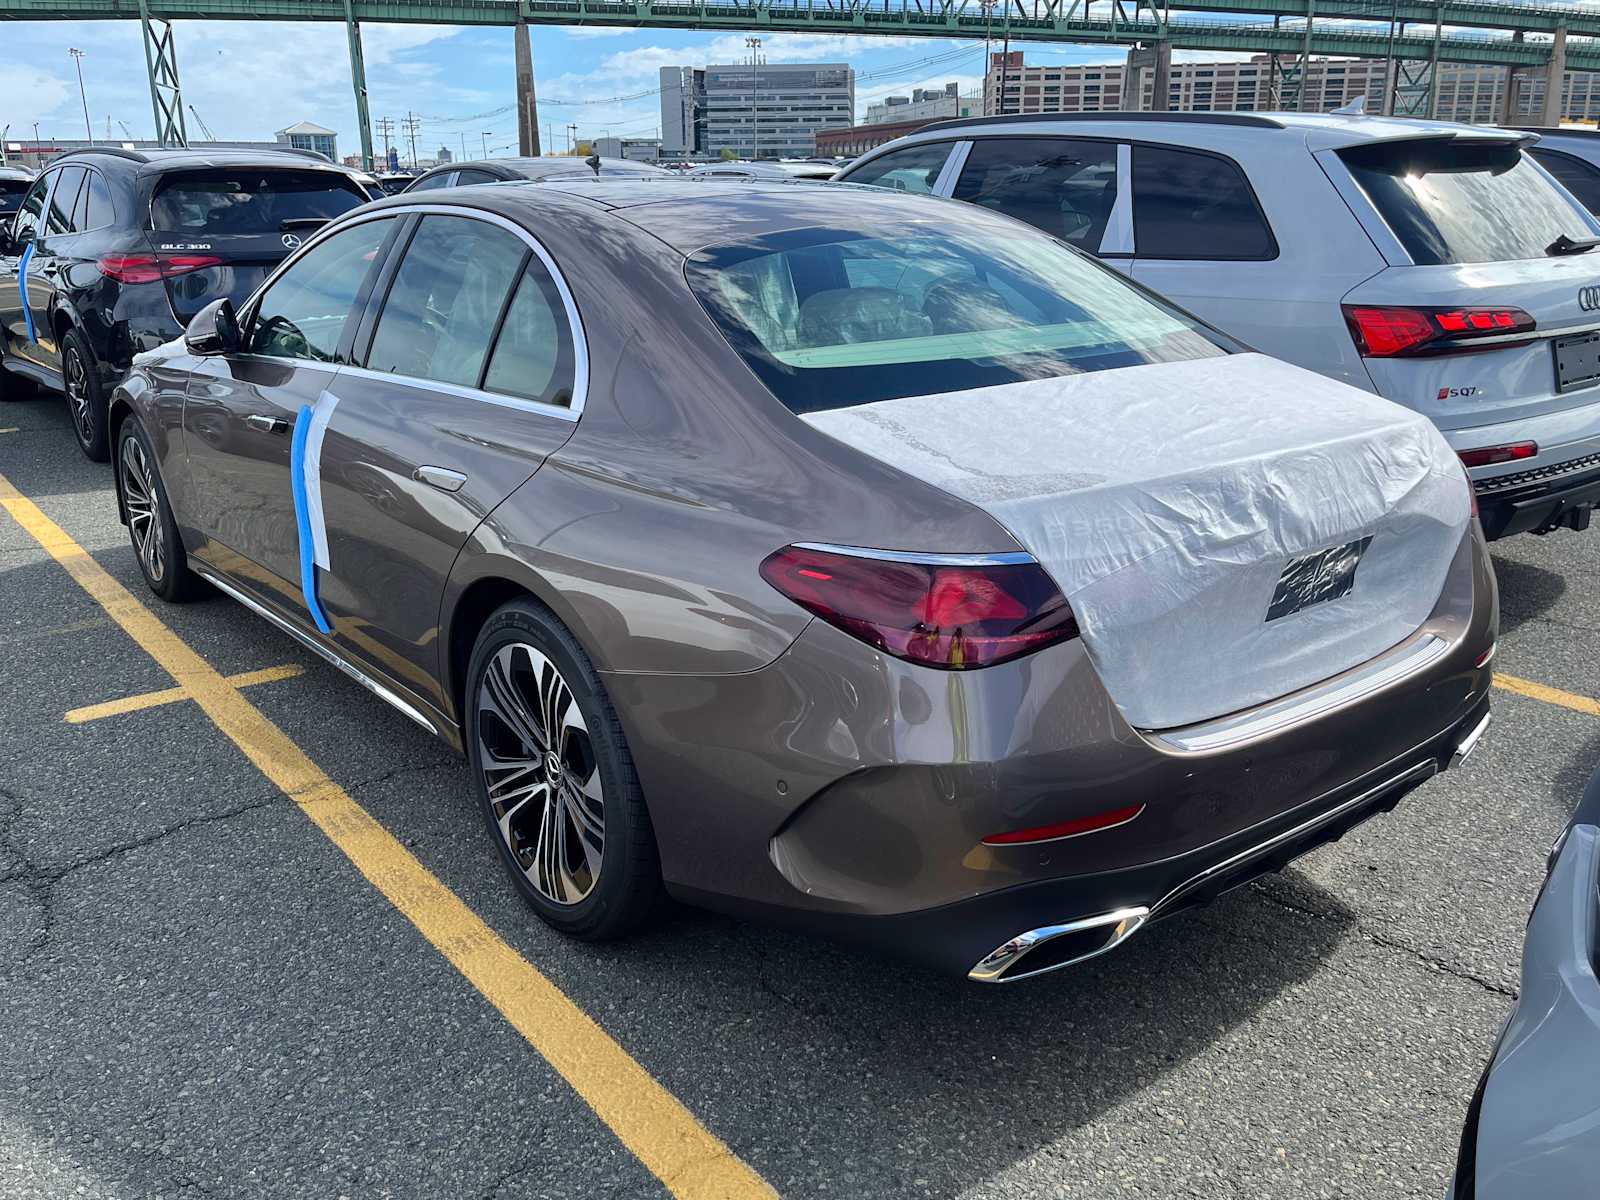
2,393,1596,1198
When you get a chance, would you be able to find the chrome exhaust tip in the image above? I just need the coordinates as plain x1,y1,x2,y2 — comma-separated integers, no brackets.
968,906,1150,984
1450,710,1491,771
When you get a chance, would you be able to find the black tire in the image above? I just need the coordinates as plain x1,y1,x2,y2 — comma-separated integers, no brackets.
465,599,662,940
62,328,110,462
117,417,200,603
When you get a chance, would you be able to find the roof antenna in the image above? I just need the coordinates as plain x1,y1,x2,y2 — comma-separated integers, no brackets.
586,153,601,177
1332,96,1367,116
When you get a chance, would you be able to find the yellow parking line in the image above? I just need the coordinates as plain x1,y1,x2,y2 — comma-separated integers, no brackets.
0,472,775,1200
64,663,305,724
1494,672,1600,718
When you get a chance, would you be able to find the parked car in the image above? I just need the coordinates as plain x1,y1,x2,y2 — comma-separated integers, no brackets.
1451,763,1600,1198
0,164,34,217
0,146,370,460
404,156,671,191
370,172,415,196
109,180,1495,981
837,112,1600,541
684,160,837,181
1504,125,1600,217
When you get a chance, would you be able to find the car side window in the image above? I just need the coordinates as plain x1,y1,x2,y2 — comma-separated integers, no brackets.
452,169,496,185
12,172,53,246
409,172,454,191
246,218,394,363
1530,148,1600,218
45,166,86,236
72,169,114,232
364,215,526,389
843,142,954,194
482,260,578,406
952,138,1119,249
1131,145,1276,261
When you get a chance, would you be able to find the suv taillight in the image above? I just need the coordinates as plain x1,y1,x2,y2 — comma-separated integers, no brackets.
760,544,1078,670
1343,304,1536,358
99,253,224,284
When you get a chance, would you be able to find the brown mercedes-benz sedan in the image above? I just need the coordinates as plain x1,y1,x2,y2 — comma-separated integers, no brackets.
108,180,1496,982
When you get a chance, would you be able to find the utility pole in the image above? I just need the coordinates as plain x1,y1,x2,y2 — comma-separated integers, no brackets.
377,116,394,168
566,123,577,154
482,131,491,157
70,48,93,143
460,132,466,160
515,22,541,156
746,36,762,160
403,111,421,168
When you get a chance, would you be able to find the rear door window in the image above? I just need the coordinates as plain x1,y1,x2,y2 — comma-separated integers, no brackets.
842,142,954,194
45,166,86,236
1339,139,1594,265
245,218,394,363
952,138,1118,249
364,215,526,388
408,172,455,192
150,169,366,234
452,169,497,186
72,169,114,232
1132,145,1276,261
482,262,578,407
1528,148,1600,218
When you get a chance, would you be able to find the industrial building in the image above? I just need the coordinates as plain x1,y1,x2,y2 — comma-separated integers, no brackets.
864,83,977,125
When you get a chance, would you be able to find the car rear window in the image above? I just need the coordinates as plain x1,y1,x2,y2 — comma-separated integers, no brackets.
150,170,366,234
1339,139,1596,265
685,226,1226,414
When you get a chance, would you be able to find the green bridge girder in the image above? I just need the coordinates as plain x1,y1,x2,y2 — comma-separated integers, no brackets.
1,0,1597,70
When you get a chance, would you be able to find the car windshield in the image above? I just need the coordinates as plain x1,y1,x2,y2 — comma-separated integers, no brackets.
150,169,367,234
1339,138,1597,265
685,226,1225,413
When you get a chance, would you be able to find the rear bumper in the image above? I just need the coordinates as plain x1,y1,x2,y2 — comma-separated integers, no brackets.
1475,457,1600,539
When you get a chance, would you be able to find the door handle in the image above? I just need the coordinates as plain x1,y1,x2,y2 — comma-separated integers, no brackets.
413,465,466,493
244,413,290,434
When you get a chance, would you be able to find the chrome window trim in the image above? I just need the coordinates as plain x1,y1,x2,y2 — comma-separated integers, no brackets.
1152,632,1450,753
237,203,589,420
192,562,439,736
791,541,1034,567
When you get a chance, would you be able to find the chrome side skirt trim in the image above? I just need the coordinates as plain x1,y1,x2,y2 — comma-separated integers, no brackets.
192,564,439,736
1152,633,1450,753
969,757,1444,984
1450,710,1492,770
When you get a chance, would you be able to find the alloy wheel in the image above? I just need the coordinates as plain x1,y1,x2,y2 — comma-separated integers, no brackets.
119,435,166,584
476,642,604,906
64,348,93,445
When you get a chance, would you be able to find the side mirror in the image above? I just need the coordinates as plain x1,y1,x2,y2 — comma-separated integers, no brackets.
185,297,240,356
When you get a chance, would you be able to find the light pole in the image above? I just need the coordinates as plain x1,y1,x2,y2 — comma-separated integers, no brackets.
69,48,92,143
482,131,491,157
745,36,761,161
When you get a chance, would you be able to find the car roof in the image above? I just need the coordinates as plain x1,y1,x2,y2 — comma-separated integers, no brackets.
0,165,33,180
394,177,975,254
426,156,672,181
911,109,1537,153
49,146,351,176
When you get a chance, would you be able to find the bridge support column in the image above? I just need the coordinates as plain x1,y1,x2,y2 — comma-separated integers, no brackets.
516,22,541,157
137,0,187,147
1121,41,1169,111
344,0,374,171
1542,24,1567,125
1501,30,1525,124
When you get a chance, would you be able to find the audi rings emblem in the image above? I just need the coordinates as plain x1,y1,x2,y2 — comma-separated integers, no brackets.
282,233,302,250
1580,285,1600,312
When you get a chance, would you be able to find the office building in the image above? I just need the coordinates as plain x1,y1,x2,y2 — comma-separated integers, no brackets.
276,121,338,161
662,61,854,159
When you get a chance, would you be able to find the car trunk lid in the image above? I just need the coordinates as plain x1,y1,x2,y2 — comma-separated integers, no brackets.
146,167,368,324
802,352,1471,731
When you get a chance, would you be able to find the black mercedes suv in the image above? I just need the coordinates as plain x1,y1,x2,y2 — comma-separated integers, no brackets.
0,147,369,460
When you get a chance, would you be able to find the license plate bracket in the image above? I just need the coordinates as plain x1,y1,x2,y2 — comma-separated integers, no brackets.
1554,330,1600,394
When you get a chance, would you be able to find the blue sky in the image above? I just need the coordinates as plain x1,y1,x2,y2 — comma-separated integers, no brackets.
0,21,1151,160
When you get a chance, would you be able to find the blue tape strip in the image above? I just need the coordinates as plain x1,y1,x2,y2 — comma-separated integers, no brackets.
290,405,333,635
17,243,37,345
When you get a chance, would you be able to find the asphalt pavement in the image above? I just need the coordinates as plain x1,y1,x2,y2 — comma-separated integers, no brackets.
2,384,1596,1200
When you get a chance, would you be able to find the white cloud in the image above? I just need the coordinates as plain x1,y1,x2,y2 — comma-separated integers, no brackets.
562,26,640,40
0,66,72,140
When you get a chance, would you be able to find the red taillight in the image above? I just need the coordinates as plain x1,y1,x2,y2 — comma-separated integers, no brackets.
1343,304,1536,357
759,544,1078,670
982,803,1145,846
98,253,224,284
1458,442,1537,469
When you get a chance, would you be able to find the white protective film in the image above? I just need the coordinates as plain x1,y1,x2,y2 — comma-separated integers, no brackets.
303,388,342,571
804,353,1471,731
